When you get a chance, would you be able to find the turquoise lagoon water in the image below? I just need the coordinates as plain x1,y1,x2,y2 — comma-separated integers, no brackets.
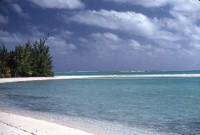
56,70,200,76
0,71,200,135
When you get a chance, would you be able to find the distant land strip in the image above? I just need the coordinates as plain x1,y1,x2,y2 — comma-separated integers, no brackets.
1,74,200,84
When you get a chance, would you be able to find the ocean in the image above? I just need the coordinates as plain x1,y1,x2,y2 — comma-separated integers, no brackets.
0,71,200,135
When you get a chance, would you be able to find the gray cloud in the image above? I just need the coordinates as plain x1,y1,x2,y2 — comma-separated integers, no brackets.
10,4,29,18
77,32,167,60
104,0,169,7
0,14,8,24
47,36,76,54
69,9,182,43
0,29,76,57
92,32,200,70
69,10,158,37
64,0,200,71
68,0,200,57
29,0,84,9
68,31,199,71
0,30,26,50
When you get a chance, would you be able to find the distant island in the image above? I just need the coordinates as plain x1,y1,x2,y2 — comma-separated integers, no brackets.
0,36,53,78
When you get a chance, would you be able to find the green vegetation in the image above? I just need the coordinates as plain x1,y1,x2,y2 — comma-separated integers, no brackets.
0,37,53,78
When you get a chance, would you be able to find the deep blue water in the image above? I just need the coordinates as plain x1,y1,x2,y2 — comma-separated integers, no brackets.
0,74,200,135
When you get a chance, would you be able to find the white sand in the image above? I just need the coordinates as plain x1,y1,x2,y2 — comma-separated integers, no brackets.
1,74,200,84
0,111,94,135
0,76,95,84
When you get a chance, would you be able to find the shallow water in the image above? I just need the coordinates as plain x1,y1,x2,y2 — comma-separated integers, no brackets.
0,77,200,135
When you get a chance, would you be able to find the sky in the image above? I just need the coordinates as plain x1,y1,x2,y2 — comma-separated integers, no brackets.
1,0,200,72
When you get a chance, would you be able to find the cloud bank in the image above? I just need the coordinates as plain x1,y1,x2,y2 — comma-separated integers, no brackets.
30,0,84,9
105,0,169,7
69,10,158,37
1,0,200,71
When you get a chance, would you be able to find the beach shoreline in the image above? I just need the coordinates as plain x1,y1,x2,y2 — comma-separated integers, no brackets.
0,111,95,135
1,74,200,84
1,74,200,135
0,77,97,135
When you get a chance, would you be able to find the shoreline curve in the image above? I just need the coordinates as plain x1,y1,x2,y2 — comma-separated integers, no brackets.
0,77,96,135
1,74,200,134
1,74,200,84
0,111,94,135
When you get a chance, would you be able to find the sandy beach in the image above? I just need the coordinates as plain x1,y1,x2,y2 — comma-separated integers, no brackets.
1,74,200,84
0,76,94,84
0,111,94,135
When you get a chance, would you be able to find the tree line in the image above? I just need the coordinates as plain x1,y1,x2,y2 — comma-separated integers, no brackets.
0,37,54,78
